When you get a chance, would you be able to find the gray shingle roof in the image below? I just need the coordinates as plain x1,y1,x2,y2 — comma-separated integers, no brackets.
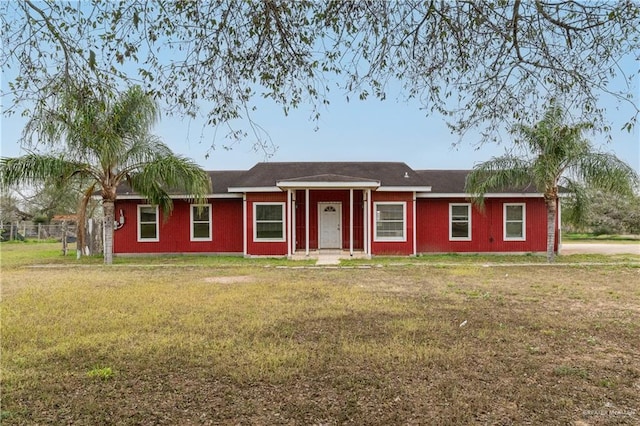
415,170,539,194
208,170,246,193
115,163,541,196
229,162,428,189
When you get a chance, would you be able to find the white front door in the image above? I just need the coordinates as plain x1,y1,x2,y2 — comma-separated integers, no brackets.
319,202,342,249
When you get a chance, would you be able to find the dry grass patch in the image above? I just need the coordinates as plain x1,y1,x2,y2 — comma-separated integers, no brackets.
1,256,639,425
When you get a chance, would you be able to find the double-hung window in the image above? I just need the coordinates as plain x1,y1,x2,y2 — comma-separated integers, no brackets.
138,205,159,242
449,203,471,241
254,203,285,241
504,203,526,241
374,202,406,241
191,204,212,241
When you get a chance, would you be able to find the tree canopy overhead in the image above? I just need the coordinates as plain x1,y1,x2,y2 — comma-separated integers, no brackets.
2,1,639,151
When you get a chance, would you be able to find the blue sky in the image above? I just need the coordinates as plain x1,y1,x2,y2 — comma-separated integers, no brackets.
152,90,640,172
2,71,639,174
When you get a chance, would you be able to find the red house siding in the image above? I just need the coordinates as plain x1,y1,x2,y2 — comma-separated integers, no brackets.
246,192,289,256
370,192,415,256
294,189,364,251
113,199,243,254
416,197,557,253
112,192,559,257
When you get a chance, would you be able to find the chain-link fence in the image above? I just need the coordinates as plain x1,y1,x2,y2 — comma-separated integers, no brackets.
0,222,78,242
1,220,103,256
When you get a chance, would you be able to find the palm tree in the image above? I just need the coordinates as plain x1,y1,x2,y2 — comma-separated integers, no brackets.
1,85,211,264
465,102,638,263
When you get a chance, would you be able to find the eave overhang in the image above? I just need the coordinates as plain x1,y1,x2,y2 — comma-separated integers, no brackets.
227,186,281,193
416,192,545,198
378,186,432,192
114,193,243,200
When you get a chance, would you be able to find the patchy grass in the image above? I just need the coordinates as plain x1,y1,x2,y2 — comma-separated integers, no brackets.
0,242,315,269
344,251,640,266
2,245,639,424
563,233,640,242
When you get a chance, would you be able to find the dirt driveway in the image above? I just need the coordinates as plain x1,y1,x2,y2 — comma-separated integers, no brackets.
560,242,640,255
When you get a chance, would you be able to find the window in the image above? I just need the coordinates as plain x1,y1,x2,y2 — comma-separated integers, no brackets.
254,203,285,241
138,205,159,242
450,203,471,241
191,204,212,241
504,203,526,241
374,202,406,241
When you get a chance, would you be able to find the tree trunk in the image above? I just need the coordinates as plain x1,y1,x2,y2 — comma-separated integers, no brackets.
103,199,115,265
76,186,96,258
545,198,557,263
62,220,68,256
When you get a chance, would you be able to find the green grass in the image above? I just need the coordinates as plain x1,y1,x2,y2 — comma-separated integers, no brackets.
2,241,638,270
0,241,316,269
2,244,639,424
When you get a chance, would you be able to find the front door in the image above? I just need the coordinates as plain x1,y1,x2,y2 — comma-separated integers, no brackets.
319,202,342,249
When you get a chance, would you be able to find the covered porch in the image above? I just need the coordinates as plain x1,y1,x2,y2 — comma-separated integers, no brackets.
278,175,380,259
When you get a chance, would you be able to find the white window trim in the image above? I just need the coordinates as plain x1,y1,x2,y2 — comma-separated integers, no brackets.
374,201,407,242
449,203,472,241
253,202,286,242
190,204,212,242
137,204,159,242
504,203,526,241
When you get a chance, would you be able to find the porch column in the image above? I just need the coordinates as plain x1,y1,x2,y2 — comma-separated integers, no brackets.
349,188,354,255
287,189,293,257
305,189,310,256
364,189,371,255
413,192,417,256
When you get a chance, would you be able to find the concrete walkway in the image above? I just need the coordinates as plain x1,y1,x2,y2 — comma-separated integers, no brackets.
561,242,640,255
315,254,342,266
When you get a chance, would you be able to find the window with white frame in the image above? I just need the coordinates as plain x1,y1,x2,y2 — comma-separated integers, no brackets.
450,203,471,241
504,203,526,241
374,202,406,241
254,203,285,241
138,205,159,242
190,204,212,241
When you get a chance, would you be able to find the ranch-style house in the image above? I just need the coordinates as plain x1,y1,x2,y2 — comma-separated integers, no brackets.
112,162,560,258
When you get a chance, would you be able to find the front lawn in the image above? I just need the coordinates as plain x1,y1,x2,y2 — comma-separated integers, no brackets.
1,244,639,424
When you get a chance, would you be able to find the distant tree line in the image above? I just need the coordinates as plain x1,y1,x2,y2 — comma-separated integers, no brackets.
564,191,640,235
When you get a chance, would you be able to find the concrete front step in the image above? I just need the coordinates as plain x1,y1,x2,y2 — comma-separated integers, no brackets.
289,250,370,265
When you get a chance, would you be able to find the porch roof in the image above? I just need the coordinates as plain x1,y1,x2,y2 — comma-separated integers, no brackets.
276,174,380,189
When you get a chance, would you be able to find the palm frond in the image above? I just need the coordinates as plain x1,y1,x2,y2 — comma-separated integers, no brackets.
571,152,639,196
560,179,590,226
110,85,159,139
127,154,211,219
465,156,533,206
116,135,173,174
0,154,90,189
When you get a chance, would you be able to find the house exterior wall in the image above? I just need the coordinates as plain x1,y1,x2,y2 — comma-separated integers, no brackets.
370,191,416,256
294,189,364,251
415,197,556,253
113,192,559,257
245,192,289,256
113,199,243,254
